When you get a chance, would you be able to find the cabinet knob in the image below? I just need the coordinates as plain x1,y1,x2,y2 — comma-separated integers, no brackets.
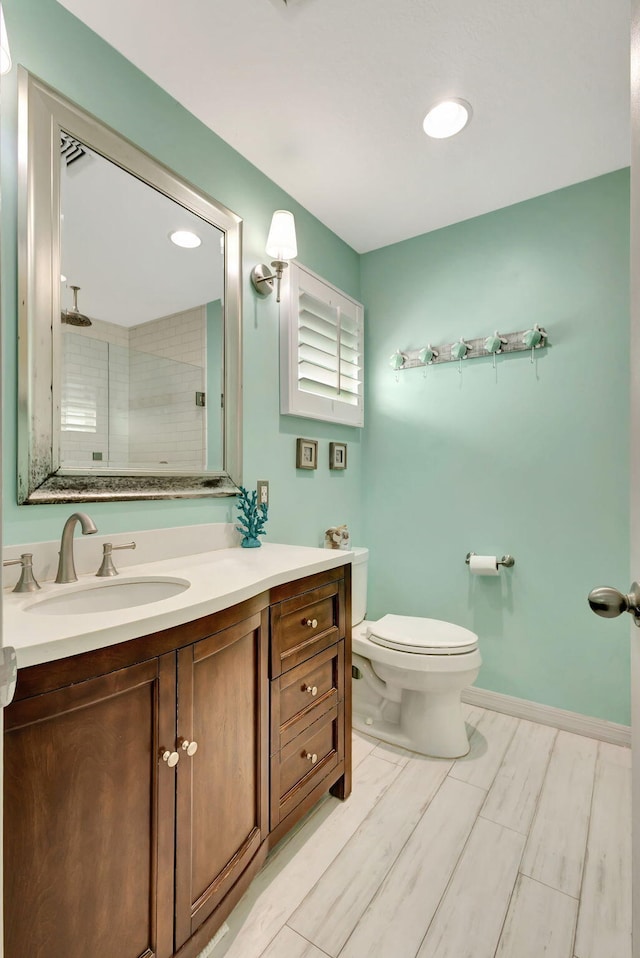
305,618,318,629
161,749,180,767
305,752,318,765
304,684,318,697
180,739,198,757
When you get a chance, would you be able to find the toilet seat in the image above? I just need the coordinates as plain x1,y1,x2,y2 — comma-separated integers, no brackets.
366,614,478,655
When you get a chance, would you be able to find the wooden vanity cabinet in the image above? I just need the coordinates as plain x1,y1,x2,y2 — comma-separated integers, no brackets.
4,563,351,958
4,597,270,958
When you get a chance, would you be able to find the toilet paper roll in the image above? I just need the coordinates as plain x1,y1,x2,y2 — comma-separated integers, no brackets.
469,555,499,576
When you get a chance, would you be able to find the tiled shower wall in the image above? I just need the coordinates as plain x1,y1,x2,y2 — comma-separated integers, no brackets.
108,343,131,466
60,307,207,470
129,307,206,469
60,318,129,467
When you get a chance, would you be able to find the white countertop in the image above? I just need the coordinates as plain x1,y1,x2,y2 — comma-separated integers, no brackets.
4,543,353,669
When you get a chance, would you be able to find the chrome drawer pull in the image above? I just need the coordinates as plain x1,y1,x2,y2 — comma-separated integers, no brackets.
161,749,180,767
305,752,318,765
304,684,318,697
304,618,318,628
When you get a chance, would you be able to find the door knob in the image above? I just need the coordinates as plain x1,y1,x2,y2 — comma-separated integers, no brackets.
180,739,198,757
588,582,640,626
161,749,180,767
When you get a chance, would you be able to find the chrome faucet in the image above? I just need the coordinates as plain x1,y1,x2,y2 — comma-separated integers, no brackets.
55,512,98,584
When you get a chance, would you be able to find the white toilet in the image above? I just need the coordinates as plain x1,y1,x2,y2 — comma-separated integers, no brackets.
351,547,481,758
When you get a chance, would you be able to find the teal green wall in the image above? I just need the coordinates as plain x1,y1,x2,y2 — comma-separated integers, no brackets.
360,170,631,725
1,0,363,548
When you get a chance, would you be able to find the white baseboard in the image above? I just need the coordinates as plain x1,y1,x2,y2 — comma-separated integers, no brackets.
462,686,631,748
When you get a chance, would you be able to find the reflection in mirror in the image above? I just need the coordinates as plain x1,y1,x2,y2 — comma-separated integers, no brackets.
18,69,242,504
59,140,224,473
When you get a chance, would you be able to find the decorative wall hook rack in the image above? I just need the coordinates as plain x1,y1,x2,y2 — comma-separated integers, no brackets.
391,327,548,371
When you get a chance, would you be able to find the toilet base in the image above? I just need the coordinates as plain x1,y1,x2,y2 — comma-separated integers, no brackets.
352,653,475,758
353,713,413,752
401,688,471,758
352,702,471,759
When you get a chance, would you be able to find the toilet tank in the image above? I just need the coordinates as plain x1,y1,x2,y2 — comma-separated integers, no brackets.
350,547,369,626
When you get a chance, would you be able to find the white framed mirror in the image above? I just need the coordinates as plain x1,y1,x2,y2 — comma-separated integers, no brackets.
17,68,243,504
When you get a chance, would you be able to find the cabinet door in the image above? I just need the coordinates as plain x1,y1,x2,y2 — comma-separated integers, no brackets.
174,610,269,948
4,654,176,958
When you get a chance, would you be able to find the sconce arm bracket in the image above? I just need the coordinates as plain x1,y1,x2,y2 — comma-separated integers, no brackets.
250,264,275,296
250,260,289,302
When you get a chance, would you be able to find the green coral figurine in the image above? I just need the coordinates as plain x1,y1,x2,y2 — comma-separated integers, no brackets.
236,486,268,548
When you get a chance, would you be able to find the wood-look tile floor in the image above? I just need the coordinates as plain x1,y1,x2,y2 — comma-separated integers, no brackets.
214,705,631,958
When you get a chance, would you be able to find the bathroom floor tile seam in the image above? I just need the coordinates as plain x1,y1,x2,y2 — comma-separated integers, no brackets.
214,705,631,958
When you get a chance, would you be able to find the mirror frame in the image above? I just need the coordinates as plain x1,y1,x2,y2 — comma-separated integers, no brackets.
17,68,243,504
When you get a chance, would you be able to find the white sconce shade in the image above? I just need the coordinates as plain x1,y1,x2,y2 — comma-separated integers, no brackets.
265,210,297,261
251,210,298,303
0,7,12,76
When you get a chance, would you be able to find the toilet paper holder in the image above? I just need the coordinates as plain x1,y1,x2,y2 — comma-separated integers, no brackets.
465,552,515,568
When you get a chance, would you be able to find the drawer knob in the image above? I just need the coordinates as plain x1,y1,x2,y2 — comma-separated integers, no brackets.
180,739,198,757
161,749,180,767
305,618,318,629
304,684,318,697
305,752,318,765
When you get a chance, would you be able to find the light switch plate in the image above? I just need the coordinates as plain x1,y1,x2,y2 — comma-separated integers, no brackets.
257,480,269,507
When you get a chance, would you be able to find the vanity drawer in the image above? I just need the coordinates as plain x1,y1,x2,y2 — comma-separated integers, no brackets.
270,579,344,677
271,703,343,830
271,643,344,753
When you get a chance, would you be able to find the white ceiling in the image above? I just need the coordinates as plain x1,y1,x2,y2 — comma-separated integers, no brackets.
57,0,631,254
61,145,224,324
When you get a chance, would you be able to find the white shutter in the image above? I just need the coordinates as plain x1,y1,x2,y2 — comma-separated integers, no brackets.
281,263,364,426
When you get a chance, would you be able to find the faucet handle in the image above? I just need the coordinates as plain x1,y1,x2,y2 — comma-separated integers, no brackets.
3,554,41,593
96,541,136,577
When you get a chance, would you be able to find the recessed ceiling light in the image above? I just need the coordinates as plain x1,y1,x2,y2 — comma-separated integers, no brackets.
423,99,472,139
170,230,202,248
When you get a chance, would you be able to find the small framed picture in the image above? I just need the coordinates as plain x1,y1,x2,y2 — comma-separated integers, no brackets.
296,438,318,470
329,442,347,471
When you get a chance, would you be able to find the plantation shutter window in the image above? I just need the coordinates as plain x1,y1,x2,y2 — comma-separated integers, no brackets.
280,263,364,427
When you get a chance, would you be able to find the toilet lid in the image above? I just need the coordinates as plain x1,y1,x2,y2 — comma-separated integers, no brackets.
366,614,478,655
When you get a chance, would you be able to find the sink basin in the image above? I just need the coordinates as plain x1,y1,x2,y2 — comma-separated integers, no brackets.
26,577,191,615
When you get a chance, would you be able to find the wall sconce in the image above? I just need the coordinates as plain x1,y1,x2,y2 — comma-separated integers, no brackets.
251,210,297,303
1,6,12,76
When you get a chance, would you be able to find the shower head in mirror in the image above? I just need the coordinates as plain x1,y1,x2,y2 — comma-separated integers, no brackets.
61,285,92,327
